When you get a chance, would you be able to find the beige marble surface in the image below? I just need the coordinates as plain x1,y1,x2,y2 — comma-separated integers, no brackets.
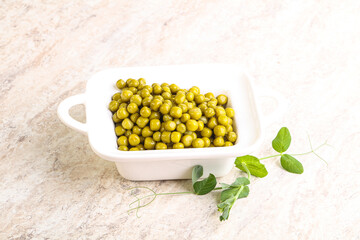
1,1,360,239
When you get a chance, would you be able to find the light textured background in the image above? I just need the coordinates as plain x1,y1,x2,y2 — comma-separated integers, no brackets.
1,1,360,239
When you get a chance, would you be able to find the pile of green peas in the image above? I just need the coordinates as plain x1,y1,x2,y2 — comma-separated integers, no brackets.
109,78,237,151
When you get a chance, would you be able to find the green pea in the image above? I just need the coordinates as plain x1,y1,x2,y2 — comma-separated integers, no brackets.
194,94,205,104
115,125,126,136
136,144,145,150
130,113,140,123
109,100,120,112
176,123,187,134
130,95,142,106
128,134,141,146
224,141,233,147
227,132,237,143
171,131,182,143
192,138,205,148
121,90,133,102
136,116,149,128
129,147,139,151
112,92,122,101
169,84,180,94
186,92,195,101
132,126,142,135
181,113,191,123
153,132,161,142
205,92,215,99
186,119,198,132
127,103,139,114
173,143,185,149
214,136,225,147
149,111,161,120
217,94,228,105
189,86,200,95
163,114,173,122
203,137,211,147
122,118,134,130
140,89,151,98
128,79,139,88
142,126,153,138
150,99,162,111
189,107,202,120
153,84,163,95
117,108,129,120
118,145,128,151
150,119,161,131
117,136,128,146
218,115,229,126
175,93,186,105
181,135,193,147
207,117,218,129
144,137,156,150
214,125,226,137
112,113,121,123
225,108,235,118
140,106,151,118
201,127,213,138
160,103,171,115
197,120,205,131
156,142,167,150
170,106,183,119
161,132,171,144
162,91,172,100
116,79,126,89
215,106,226,117
165,121,176,131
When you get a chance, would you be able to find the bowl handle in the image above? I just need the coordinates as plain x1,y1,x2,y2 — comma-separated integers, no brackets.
256,88,287,127
57,94,87,135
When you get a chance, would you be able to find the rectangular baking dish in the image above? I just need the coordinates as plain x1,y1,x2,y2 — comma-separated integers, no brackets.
57,64,282,181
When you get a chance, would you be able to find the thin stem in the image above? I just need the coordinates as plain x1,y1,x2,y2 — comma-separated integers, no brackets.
213,187,223,191
241,163,251,180
259,154,281,160
156,191,193,196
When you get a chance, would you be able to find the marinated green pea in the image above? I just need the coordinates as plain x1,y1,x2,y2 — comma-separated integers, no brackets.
176,123,187,134
109,100,120,112
214,125,226,137
174,118,181,125
186,119,199,132
214,136,225,147
162,86,171,93
165,121,176,131
218,115,229,126
195,94,205,104
129,147,139,151
121,90,133,102
140,106,151,118
118,146,128,151
117,108,129,120
138,78,146,87
130,95,142,106
178,103,188,113
181,113,191,123
198,103,208,113
160,103,171,115
125,130,132,137
215,106,226,117
185,101,195,110
143,85,153,94
116,79,126,89
181,135,193,147
130,113,140,123
136,144,145,150
136,116,149,128
156,142,167,150
228,118,233,126
192,138,205,148
154,95,164,102
227,131,237,143
144,137,156,150
153,131,161,142
113,113,121,123
169,84,180,94
128,79,139,88
140,89,151,98
188,131,197,140
201,127,213,138
127,103,139,114
171,131,182,143
225,108,235,118
149,111,161,120
173,143,185,149
186,92,195,102
112,92,122,101
160,122,166,132
122,118,134,130
175,93,186,105
142,96,154,107
205,92,215,99
153,84,163,95
164,99,173,107
132,126,142,135
128,87,138,94
128,134,141,146
161,83,169,88
189,107,202,120
224,141,233,147
115,125,126,136
126,78,133,86
150,99,162,111
161,131,171,143
203,108,215,118
203,137,211,147
117,136,128,146
189,86,200,95
207,117,218,129
170,106,183,119
142,126,153,138
199,116,208,124
197,120,205,131
217,94,228,105
119,103,128,109
150,119,161,131
226,124,233,133
163,114,173,122
162,91,171,100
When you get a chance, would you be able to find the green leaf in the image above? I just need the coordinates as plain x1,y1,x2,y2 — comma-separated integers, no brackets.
193,174,217,195
272,127,292,153
231,177,250,187
235,155,268,178
220,183,231,189
219,205,231,221
280,154,304,174
192,165,203,185
220,186,250,202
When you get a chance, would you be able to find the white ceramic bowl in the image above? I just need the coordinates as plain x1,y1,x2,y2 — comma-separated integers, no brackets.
57,64,284,181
